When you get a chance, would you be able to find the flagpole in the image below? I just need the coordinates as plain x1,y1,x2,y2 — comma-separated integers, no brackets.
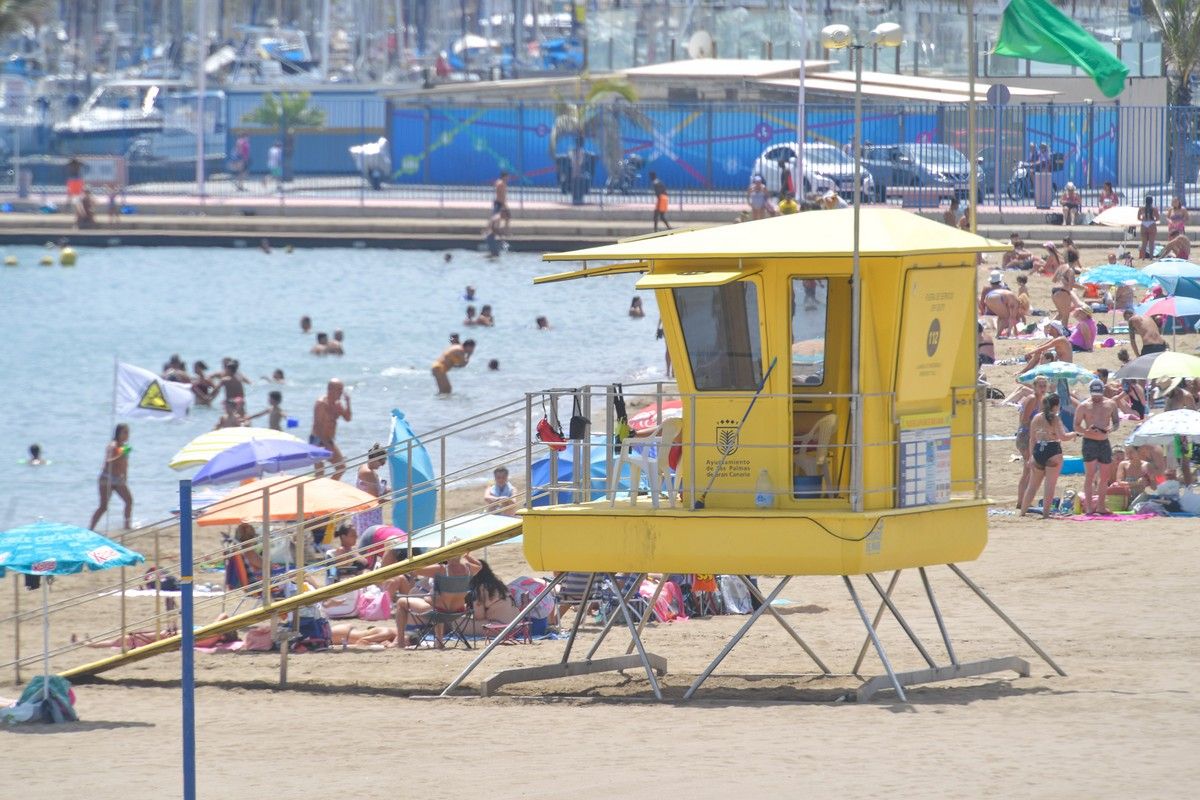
967,0,977,233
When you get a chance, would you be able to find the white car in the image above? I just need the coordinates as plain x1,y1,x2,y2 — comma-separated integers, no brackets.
752,142,874,201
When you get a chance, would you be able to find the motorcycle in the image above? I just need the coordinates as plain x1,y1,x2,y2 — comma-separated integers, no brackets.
605,154,644,194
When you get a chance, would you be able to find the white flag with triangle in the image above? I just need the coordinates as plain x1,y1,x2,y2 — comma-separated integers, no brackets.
114,362,194,421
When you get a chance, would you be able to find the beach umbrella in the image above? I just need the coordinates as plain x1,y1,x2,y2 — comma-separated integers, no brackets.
628,398,683,433
1017,362,1098,385
1093,206,1141,228
191,440,331,487
168,427,302,470
1113,351,1200,381
0,521,145,706
1143,259,1200,297
530,438,633,506
1135,296,1200,318
196,475,376,527
1126,410,1200,446
1078,265,1152,287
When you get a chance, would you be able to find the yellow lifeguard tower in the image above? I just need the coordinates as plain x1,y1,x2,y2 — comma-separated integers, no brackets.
443,208,1065,701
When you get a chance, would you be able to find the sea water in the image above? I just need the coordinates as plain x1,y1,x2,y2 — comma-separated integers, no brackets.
0,245,662,529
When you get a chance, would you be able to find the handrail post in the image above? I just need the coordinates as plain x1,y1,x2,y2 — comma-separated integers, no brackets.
439,435,447,548
153,526,162,641
581,386,593,502
406,439,414,561
605,385,615,502
525,393,534,510
688,393,697,510
262,487,272,607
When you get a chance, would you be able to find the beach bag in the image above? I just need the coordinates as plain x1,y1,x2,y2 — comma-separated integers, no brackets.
1045,212,1064,225
536,417,567,452
294,609,333,651
568,393,590,440
242,625,275,651
719,575,753,614
355,585,393,621
508,576,554,620
323,589,360,619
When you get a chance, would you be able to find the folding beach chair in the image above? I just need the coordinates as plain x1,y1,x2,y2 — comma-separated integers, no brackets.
407,573,475,650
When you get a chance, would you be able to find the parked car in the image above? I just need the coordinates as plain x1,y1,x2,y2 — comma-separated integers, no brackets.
860,143,981,201
751,142,874,201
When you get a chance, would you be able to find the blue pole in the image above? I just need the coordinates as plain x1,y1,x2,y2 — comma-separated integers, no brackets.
179,479,196,800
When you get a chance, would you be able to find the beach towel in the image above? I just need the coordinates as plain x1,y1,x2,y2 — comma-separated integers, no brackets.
1061,513,1157,522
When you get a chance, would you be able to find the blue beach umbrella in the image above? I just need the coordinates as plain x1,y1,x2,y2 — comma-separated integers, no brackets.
191,439,331,486
0,521,145,704
1078,265,1152,287
1017,362,1098,385
530,437,634,507
1143,259,1200,295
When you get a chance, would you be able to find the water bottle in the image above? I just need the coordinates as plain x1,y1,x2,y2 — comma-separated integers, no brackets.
754,469,775,509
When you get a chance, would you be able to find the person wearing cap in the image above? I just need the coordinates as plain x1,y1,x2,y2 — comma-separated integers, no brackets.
747,175,773,220
1067,307,1097,353
1074,379,1121,515
1162,377,1197,412
1060,182,1082,226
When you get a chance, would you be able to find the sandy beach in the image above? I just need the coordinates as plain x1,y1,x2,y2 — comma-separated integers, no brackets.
3,244,1200,797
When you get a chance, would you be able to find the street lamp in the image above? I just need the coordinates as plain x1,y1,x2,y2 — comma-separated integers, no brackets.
820,21,902,512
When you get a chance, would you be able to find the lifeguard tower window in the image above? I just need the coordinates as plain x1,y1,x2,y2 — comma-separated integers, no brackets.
673,282,763,391
791,278,828,385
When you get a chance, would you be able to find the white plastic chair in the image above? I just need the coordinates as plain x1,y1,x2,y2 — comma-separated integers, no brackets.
794,414,837,495
610,417,684,509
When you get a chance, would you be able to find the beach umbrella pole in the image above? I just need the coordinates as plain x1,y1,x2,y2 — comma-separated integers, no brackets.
180,479,197,800
13,576,20,685
41,580,49,701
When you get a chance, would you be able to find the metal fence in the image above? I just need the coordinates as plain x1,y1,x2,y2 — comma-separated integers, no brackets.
2,97,1198,210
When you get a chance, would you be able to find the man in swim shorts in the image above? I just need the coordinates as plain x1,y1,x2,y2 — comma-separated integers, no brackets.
1124,310,1168,356
311,378,351,479
431,339,475,395
1075,380,1120,515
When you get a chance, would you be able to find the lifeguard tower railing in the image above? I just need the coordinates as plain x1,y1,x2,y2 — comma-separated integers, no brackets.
0,396,543,683
523,382,989,510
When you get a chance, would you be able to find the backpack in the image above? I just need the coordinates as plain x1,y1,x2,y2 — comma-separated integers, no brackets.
355,585,393,621
507,576,554,620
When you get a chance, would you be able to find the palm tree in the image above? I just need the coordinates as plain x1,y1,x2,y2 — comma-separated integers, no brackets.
1144,0,1200,198
1144,0,1200,106
0,0,50,36
550,78,653,194
241,93,327,181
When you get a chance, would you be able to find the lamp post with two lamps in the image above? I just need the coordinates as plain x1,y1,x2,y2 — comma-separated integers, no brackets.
819,20,903,512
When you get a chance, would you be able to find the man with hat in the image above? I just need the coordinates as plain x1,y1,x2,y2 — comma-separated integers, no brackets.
1074,379,1121,515
979,270,1021,338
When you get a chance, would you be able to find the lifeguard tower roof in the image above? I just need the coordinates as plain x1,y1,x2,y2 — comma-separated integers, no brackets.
540,207,1007,275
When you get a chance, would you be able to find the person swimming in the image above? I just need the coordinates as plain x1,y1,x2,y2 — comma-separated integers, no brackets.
26,444,45,466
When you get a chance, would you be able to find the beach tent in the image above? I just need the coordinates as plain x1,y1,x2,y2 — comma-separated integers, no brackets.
388,410,437,531
530,438,634,507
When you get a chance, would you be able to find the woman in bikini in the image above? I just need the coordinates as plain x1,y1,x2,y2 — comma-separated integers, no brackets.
393,551,480,649
1051,260,1082,325
1097,180,1119,214
464,561,521,634
1137,195,1159,259
1161,197,1190,260
1036,242,1061,276
1020,394,1077,518
1015,376,1049,511
88,423,133,531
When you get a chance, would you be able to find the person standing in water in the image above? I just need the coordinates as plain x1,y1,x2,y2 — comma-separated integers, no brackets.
650,171,671,232
431,339,475,395
492,170,511,234
311,379,352,479
89,424,133,530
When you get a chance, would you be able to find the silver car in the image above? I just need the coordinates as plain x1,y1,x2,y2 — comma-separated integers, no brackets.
752,142,874,201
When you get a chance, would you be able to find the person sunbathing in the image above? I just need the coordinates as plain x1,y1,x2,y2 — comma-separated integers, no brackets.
329,623,396,647
1018,332,1076,376
86,613,234,649
1159,233,1191,261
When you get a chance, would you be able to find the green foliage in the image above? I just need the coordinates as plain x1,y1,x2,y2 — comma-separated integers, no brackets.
0,0,50,36
240,92,327,132
549,78,652,180
1144,0,1200,105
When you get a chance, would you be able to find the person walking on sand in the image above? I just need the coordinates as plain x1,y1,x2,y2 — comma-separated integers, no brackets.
1075,380,1120,515
89,424,133,530
431,339,475,395
233,134,251,190
650,171,671,232
311,379,352,479
492,170,511,234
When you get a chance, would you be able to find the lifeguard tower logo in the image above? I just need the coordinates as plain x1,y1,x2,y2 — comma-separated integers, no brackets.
715,419,740,456
926,318,941,357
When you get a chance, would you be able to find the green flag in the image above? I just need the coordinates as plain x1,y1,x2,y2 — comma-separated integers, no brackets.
993,0,1128,98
